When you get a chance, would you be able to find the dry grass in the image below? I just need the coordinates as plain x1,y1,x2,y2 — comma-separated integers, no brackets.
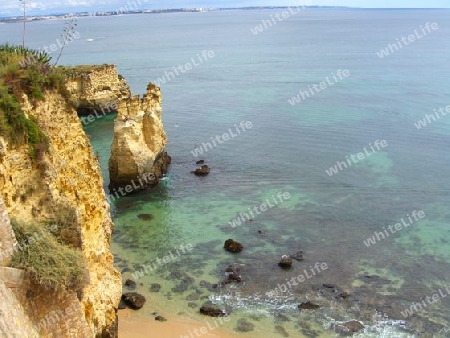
10,219,87,292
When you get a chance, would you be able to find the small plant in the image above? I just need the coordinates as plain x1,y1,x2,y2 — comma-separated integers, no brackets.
19,0,26,48
53,18,77,66
50,205,82,248
10,219,87,292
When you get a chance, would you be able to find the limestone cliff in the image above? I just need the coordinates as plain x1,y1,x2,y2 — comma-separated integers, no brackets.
62,64,131,115
108,83,171,191
0,197,16,266
0,87,121,336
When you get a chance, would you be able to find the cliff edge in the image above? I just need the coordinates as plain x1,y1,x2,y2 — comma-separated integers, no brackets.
0,58,122,336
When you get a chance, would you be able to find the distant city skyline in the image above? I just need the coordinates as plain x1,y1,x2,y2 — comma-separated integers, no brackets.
1,0,449,17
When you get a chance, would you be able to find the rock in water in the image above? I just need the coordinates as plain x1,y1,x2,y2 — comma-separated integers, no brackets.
193,165,210,176
137,213,154,220
155,316,167,322
235,318,255,332
278,255,293,268
333,320,365,335
199,306,227,317
109,83,171,191
224,239,243,253
289,251,304,261
149,283,161,292
122,292,146,309
298,301,321,310
124,279,136,290
118,298,127,310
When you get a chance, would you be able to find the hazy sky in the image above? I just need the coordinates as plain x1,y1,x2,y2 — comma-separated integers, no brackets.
1,0,449,16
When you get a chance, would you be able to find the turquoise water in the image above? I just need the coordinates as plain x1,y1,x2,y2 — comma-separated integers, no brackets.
2,9,450,337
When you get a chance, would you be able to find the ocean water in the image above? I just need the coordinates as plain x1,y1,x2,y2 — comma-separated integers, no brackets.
2,9,450,337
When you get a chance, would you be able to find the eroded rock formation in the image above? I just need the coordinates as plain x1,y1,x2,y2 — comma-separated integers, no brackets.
108,83,171,191
62,64,131,115
0,87,121,336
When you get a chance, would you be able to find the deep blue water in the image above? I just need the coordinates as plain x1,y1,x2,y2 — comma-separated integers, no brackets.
2,9,450,337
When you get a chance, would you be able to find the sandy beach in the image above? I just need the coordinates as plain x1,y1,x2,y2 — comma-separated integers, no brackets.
119,310,237,338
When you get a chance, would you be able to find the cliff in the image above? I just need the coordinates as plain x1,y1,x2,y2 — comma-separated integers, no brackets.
61,64,131,115
0,82,121,335
108,83,171,191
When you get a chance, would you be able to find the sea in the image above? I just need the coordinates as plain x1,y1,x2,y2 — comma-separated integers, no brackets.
1,8,450,337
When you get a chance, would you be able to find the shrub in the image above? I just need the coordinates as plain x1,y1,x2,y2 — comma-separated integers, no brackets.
0,44,56,155
10,219,87,292
50,205,82,248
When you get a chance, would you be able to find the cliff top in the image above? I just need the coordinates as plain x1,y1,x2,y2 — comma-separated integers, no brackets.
58,64,118,77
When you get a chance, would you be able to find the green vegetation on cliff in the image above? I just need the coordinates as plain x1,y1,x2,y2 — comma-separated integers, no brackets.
0,44,66,155
10,219,87,292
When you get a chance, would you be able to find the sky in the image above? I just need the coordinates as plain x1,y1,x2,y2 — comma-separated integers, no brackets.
1,0,449,17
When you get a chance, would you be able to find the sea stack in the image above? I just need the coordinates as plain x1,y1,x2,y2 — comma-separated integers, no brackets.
108,83,171,191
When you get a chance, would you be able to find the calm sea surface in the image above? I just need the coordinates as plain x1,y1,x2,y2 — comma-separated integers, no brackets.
2,9,450,337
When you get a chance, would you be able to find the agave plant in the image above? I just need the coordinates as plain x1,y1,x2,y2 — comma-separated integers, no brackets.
0,44,51,68
53,18,77,66
19,0,26,47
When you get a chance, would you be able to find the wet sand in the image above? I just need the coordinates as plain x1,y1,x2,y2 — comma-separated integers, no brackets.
119,310,237,338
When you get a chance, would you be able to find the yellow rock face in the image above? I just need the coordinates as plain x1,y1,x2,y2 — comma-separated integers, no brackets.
0,89,122,336
108,83,170,190
63,64,131,114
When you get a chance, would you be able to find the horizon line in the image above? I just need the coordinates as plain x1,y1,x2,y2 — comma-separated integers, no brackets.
1,6,449,19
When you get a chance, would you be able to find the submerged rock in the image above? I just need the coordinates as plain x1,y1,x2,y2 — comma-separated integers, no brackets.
235,318,255,332
289,251,304,261
323,283,336,289
220,264,243,285
298,301,321,310
118,298,127,310
336,291,350,299
199,306,227,317
149,283,161,292
121,267,134,274
155,315,167,322
196,160,205,164
224,239,243,253
275,325,289,337
333,320,365,335
137,213,154,220
122,292,146,309
124,279,136,290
